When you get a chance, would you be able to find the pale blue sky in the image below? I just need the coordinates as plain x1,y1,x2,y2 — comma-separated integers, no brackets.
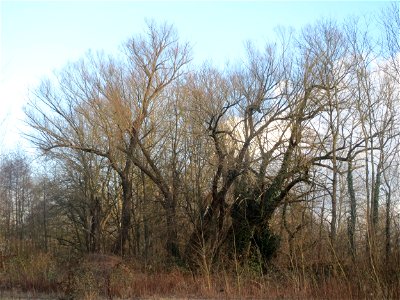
0,1,390,152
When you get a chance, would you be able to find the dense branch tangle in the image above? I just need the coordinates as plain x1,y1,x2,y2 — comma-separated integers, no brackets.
26,22,191,256
24,19,400,274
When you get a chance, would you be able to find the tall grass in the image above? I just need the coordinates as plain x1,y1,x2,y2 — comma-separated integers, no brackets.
0,249,398,299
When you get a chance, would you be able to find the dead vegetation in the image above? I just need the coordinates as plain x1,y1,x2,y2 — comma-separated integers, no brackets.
0,249,398,299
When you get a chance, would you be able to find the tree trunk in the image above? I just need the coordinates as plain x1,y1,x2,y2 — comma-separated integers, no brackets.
165,195,180,259
347,161,356,261
185,190,228,268
113,177,133,256
43,181,48,252
331,171,337,243
89,196,101,253
385,188,391,263
372,166,381,234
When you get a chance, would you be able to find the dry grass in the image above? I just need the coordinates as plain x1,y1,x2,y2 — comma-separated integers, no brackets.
0,251,399,299
0,251,58,294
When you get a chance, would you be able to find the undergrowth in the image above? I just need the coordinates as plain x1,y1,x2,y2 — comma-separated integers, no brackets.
0,250,398,299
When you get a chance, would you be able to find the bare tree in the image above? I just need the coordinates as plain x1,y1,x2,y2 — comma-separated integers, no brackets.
0,152,33,254
25,22,190,256
381,2,400,82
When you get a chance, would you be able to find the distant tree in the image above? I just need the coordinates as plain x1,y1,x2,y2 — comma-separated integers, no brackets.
0,152,33,253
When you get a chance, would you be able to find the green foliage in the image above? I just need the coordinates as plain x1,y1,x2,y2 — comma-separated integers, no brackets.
231,196,280,266
253,226,280,263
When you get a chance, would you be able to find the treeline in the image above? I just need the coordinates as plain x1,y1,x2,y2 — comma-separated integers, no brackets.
1,4,400,297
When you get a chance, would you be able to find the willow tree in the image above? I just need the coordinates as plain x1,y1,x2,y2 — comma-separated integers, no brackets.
182,30,326,266
25,22,190,256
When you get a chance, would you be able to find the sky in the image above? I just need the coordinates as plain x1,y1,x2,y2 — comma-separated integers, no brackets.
0,0,391,155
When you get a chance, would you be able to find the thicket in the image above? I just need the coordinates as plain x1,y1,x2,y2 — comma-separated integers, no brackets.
1,4,400,299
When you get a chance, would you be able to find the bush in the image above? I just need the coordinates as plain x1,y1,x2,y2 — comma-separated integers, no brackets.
1,251,58,293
